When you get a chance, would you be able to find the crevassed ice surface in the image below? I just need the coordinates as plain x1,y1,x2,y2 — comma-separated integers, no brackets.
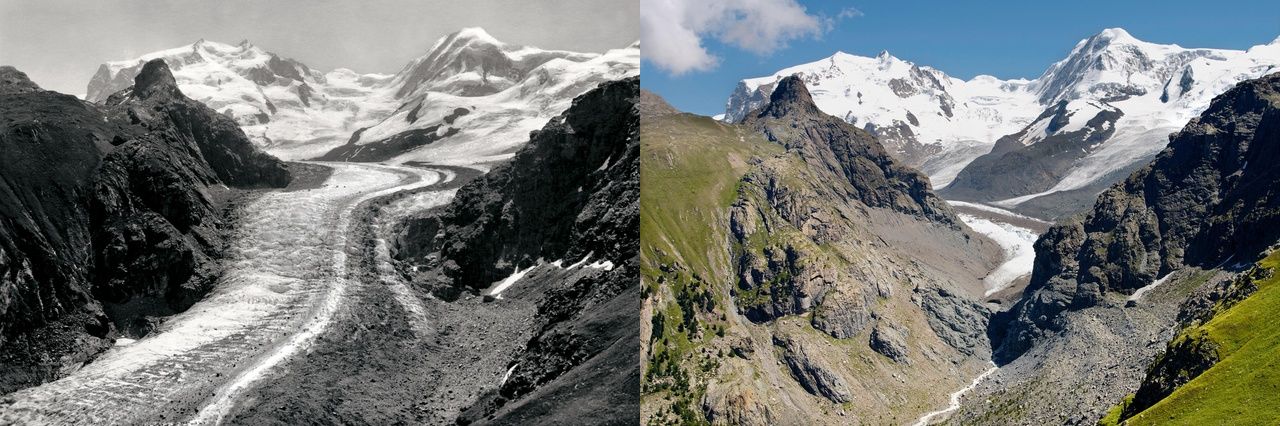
0,163,440,425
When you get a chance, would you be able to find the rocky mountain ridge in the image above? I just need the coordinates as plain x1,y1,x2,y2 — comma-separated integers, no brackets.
995,71,1280,362
88,28,639,165
641,77,1001,424
726,28,1280,218
0,60,290,394
392,77,640,424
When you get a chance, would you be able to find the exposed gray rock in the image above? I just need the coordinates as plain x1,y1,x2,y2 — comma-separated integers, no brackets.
919,288,991,358
869,322,909,363
775,336,853,403
811,287,872,339
996,72,1280,362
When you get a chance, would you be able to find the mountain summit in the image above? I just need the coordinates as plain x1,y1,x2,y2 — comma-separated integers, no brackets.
727,29,1280,218
132,59,181,99
757,73,819,117
86,29,638,165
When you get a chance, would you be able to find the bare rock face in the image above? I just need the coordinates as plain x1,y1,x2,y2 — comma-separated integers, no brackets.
996,72,1280,362
0,60,290,394
398,77,639,424
396,77,638,294
810,287,873,339
743,76,958,227
869,322,910,363
919,288,992,358
775,335,853,403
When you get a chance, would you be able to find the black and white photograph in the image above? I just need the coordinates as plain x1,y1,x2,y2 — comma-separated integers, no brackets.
0,0,638,424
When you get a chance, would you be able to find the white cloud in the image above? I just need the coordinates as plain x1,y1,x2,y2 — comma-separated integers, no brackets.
642,0,826,75
837,7,863,20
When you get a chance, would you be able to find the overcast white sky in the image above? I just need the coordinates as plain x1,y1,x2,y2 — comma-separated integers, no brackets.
0,0,638,95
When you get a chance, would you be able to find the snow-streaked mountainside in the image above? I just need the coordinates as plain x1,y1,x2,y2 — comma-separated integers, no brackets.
726,50,1040,185
725,28,1280,209
85,28,639,165
324,28,639,166
86,39,396,160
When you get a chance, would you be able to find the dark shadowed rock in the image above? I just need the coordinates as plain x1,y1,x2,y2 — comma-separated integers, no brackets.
776,335,853,403
398,77,639,424
0,61,290,394
743,75,958,227
133,59,182,100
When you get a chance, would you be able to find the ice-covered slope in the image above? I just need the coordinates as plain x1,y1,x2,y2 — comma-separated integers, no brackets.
85,29,639,166
727,29,1280,211
319,29,639,166
991,30,1280,205
724,51,1039,185
86,40,396,160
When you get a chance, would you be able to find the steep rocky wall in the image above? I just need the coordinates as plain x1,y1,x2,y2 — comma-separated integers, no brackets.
996,72,1280,362
395,77,638,295
395,77,640,424
0,61,289,394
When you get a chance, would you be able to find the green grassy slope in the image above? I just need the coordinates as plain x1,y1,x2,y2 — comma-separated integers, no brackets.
1104,251,1280,425
639,113,780,424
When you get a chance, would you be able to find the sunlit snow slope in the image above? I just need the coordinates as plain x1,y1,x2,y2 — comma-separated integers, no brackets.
726,29,1280,202
86,28,639,166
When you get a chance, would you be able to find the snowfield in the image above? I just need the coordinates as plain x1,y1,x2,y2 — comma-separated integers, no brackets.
955,212,1040,297
85,28,640,167
727,29,1280,200
0,163,448,425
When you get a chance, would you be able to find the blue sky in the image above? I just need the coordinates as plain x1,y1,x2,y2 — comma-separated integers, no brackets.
643,0,1280,116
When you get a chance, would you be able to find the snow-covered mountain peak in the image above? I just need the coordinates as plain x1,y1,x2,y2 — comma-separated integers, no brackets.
1091,27,1138,44
452,27,503,45
723,49,1040,180
85,31,637,165
726,29,1280,195
389,28,599,99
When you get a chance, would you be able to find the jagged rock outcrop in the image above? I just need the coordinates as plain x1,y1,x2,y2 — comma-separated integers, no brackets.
869,322,910,363
396,77,637,293
0,60,289,394
396,77,639,424
742,76,957,227
641,77,1000,424
919,288,992,358
996,72,1280,362
775,335,853,403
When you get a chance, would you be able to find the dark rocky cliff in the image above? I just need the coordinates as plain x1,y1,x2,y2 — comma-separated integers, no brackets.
995,72,1280,362
397,77,637,295
742,76,958,227
395,77,639,423
0,60,289,394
